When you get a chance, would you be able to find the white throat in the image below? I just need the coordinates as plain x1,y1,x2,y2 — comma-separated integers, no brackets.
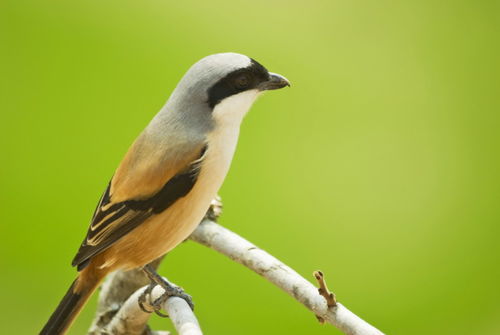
211,89,261,129
156,89,261,256
203,89,261,190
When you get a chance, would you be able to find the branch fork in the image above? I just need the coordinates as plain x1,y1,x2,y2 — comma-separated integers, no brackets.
88,207,384,335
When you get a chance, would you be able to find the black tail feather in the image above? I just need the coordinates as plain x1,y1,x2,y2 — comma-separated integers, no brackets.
39,278,93,335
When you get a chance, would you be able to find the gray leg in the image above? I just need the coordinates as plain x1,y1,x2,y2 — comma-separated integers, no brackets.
140,264,194,317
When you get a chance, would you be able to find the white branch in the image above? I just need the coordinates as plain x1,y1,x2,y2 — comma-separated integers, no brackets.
87,259,201,335
105,284,202,335
163,295,202,335
189,220,384,335
88,214,384,335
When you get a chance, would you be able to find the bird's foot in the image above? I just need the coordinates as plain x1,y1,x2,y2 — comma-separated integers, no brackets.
205,195,223,221
151,284,194,317
141,264,195,317
138,282,157,314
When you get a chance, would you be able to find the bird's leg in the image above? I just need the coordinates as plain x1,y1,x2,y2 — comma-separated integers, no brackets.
140,264,194,317
205,195,223,221
139,195,221,316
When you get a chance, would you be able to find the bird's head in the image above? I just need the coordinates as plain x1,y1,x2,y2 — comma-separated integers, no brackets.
164,53,289,133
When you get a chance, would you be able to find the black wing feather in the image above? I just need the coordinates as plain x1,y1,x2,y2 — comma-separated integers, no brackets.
72,146,207,270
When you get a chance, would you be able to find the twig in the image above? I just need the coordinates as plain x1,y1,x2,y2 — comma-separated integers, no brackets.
190,220,384,335
314,270,337,307
313,270,337,324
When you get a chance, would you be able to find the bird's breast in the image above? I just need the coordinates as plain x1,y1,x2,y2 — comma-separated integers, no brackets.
99,92,256,270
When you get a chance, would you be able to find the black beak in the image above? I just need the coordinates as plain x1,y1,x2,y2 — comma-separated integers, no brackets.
259,72,290,91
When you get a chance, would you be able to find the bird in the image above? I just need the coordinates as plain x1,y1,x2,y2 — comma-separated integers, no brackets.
40,52,289,335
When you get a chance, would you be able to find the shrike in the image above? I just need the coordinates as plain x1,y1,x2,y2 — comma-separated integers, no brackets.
40,52,289,335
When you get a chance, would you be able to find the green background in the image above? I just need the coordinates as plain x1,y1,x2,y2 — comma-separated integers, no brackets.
1,1,499,334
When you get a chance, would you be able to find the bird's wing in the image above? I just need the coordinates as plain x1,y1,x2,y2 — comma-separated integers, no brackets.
72,134,207,270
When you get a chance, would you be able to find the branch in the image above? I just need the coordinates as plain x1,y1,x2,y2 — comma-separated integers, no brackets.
88,256,201,335
190,220,384,335
88,207,384,335
88,267,201,335
88,258,163,335
105,285,202,335
88,267,152,335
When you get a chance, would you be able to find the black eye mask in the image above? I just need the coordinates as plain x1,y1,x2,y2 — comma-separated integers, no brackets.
207,59,269,108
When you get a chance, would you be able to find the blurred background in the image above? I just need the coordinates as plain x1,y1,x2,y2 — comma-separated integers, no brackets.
1,0,499,334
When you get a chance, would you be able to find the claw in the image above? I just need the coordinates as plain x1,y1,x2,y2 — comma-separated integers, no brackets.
140,264,196,318
138,300,153,314
139,285,194,317
151,295,169,317
138,282,156,313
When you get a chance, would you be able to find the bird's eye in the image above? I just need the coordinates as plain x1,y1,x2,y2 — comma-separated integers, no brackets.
234,74,250,89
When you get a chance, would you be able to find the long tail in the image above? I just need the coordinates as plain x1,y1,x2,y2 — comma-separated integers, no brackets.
39,274,100,335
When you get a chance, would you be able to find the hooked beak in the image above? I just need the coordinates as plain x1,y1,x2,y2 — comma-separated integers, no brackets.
259,72,291,91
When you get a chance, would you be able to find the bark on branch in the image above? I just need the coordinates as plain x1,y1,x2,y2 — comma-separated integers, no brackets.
190,220,384,335
88,265,201,335
88,219,384,335
105,285,201,335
